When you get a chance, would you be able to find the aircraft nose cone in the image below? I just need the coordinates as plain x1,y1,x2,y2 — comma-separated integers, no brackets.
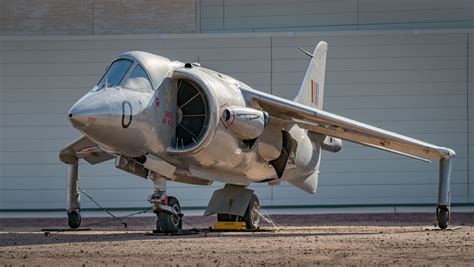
68,93,111,130
69,103,94,130
68,111,88,129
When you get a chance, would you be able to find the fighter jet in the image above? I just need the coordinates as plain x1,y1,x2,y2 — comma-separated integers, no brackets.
60,42,455,232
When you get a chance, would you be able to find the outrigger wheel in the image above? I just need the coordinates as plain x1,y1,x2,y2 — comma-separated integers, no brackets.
156,196,182,233
67,210,81,229
436,205,450,229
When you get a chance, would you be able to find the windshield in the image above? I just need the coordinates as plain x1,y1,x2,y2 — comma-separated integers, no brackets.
95,59,133,90
122,65,153,91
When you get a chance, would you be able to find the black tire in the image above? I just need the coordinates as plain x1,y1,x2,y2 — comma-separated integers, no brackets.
243,194,261,230
157,196,182,233
437,206,450,229
217,214,239,222
67,210,81,229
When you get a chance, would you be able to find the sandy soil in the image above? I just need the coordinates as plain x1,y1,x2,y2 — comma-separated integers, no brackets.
0,213,473,266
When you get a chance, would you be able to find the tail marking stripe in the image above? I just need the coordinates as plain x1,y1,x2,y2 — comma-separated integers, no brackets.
311,80,318,104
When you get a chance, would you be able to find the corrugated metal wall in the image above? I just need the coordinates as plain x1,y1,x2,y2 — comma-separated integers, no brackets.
469,34,474,204
0,30,472,210
200,0,474,32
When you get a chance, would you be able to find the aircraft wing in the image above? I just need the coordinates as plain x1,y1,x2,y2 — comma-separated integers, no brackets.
59,136,114,165
244,89,455,161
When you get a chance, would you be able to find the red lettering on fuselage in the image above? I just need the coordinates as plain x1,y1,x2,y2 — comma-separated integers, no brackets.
163,111,174,128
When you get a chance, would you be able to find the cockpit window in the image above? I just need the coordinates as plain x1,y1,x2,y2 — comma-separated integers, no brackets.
121,65,153,91
95,59,133,90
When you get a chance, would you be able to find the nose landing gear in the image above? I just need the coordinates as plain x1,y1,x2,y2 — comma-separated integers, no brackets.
148,175,183,233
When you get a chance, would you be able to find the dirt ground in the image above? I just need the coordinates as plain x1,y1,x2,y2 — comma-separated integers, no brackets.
0,213,473,266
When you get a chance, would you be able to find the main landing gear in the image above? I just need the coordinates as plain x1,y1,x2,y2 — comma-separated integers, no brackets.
148,175,183,233
217,194,261,230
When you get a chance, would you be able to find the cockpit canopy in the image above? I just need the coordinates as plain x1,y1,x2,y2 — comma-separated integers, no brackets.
94,51,172,92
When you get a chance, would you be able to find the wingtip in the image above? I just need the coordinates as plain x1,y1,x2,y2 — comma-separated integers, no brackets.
447,148,456,158
439,147,456,159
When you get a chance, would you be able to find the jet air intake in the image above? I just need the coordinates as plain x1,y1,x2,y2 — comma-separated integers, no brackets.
223,106,269,140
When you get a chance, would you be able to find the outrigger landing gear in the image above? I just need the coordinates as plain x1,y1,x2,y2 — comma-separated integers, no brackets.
66,160,81,229
436,157,453,229
148,175,183,233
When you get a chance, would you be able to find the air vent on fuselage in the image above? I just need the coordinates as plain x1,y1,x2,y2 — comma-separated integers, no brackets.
175,80,209,149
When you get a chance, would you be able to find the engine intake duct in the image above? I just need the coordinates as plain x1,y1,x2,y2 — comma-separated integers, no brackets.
175,80,210,149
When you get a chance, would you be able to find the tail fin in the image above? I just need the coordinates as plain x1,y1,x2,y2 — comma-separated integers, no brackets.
293,41,327,109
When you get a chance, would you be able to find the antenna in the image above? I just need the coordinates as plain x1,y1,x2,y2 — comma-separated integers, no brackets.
297,47,313,58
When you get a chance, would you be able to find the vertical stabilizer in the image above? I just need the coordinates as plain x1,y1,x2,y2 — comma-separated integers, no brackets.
293,41,327,109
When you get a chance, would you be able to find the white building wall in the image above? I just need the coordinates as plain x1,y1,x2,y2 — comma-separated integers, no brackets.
0,30,472,210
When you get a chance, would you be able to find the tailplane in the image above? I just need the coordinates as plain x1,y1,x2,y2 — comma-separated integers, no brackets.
293,41,327,109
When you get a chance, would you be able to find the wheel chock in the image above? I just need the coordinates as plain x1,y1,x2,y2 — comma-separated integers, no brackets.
212,221,247,230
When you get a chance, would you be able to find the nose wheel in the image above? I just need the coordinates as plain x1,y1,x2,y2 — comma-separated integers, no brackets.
148,175,183,233
156,196,183,233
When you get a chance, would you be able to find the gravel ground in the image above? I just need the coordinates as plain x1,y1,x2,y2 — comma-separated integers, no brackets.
0,213,473,266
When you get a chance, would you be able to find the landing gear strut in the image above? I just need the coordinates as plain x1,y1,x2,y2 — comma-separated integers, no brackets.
149,175,183,233
66,161,81,229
